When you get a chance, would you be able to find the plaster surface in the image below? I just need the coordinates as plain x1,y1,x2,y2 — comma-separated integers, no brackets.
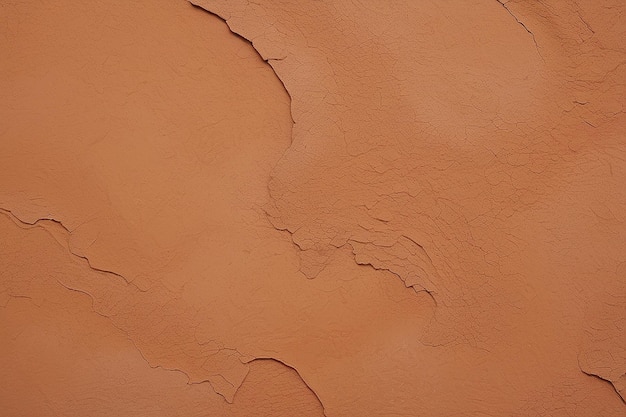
1,0,624,415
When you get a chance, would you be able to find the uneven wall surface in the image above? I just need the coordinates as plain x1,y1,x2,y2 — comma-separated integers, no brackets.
1,0,624,416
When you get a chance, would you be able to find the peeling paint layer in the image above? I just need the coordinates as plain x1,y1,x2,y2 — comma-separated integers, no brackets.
193,0,626,411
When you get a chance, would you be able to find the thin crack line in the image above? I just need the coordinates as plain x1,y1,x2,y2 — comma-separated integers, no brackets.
496,0,544,62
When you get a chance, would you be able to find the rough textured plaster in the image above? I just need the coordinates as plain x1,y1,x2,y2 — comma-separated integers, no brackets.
1,0,625,416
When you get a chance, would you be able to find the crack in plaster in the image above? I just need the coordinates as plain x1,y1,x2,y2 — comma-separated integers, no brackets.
496,0,544,61
0,208,249,403
578,354,626,404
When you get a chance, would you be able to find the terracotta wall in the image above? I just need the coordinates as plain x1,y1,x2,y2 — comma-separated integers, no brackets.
1,1,624,415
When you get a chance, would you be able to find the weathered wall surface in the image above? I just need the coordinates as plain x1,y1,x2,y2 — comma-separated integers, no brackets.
1,0,624,416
